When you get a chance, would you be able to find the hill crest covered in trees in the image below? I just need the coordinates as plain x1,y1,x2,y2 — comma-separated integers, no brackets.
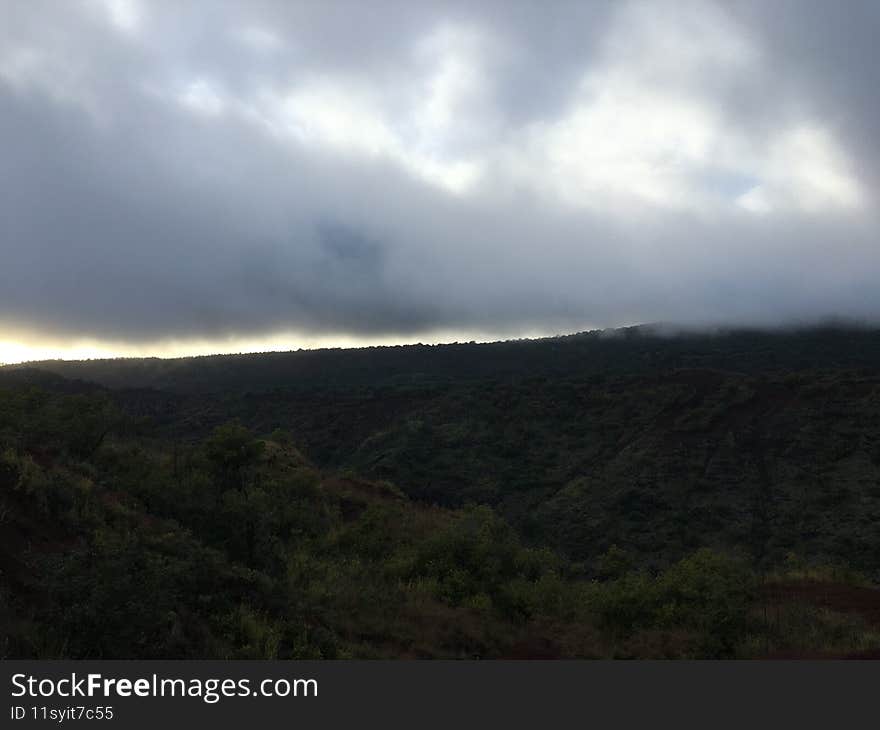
2,324,880,658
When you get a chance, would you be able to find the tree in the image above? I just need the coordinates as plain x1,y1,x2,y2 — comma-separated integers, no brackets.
205,422,264,491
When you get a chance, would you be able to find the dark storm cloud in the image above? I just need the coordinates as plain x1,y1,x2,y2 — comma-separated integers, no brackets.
1,0,879,346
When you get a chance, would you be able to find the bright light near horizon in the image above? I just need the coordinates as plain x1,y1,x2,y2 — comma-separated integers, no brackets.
0,326,566,365
0,340,122,365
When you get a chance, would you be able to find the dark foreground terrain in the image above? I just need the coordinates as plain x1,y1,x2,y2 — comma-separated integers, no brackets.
2,325,879,658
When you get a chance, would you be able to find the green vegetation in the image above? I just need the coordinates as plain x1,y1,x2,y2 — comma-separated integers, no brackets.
2,326,880,658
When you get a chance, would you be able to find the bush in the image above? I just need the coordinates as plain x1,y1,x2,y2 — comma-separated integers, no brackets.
590,548,755,657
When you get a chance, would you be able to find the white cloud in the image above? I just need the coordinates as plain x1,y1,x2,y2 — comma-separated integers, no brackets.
244,23,493,196
234,26,284,53
178,79,227,117
736,185,773,215
765,127,863,212
272,74,485,193
93,0,142,34
484,2,863,218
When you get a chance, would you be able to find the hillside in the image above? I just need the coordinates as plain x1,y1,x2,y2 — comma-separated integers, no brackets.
8,326,879,572
11,324,880,392
2,325,880,658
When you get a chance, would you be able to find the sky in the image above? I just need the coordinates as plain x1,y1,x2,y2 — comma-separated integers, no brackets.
1,0,879,363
